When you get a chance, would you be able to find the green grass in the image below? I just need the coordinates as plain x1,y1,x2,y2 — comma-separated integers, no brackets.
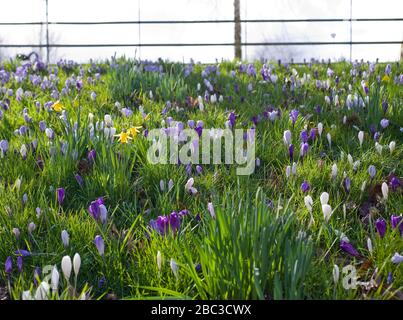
0,57,402,300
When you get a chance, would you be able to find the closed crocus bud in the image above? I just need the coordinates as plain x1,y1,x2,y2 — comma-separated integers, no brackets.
170,258,179,280
320,192,329,205
390,215,402,235
358,131,364,147
207,202,215,219
333,265,339,284
304,195,313,212
94,235,105,256
51,265,60,291
73,253,81,277
45,128,54,140
168,179,174,191
20,144,27,160
368,165,376,178
331,163,338,179
327,133,332,148
381,182,389,200
318,122,323,137
35,281,50,300
322,204,332,221
389,141,396,153
391,253,403,264
367,238,373,254
157,251,162,272
375,142,382,154
12,227,20,238
5,256,12,274
56,188,65,205
61,256,72,281
340,240,360,257
283,130,292,145
292,162,297,176
99,204,108,224
28,222,36,233
159,180,165,191
61,230,69,248
285,165,291,178
375,218,387,238
104,114,112,127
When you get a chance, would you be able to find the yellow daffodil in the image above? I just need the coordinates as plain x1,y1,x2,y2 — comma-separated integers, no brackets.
382,75,390,83
51,100,64,112
128,126,142,137
114,131,132,144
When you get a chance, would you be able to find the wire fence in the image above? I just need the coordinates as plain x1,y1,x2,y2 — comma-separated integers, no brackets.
0,2,402,63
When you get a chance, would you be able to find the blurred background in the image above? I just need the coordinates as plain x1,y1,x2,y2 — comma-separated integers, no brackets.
0,0,402,63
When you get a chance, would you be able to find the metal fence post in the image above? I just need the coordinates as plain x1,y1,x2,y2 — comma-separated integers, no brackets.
46,0,49,63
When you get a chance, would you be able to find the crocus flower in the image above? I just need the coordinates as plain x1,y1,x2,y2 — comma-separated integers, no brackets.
367,238,373,254
170,258,179,280
317,123,323,136
73,253,81,277
5,256,12,274
15,256,22,272
375,218,387,238
381,182,389,200
301,181,310,193
358,131,364,147
88,149,96,163
333,265,339,284
61,230,69,248
15,249,31,257
28,222,36,233
343,177,351,193
51,266,59,291
207,202,215,219
228,112,236,129
391,253,403,264
57,188,65,205
380,119,389,129
88,198,107,223
340,240,360,257
94,235,105,256
300,130,308,143
368,165,376,178
288,144,294,161
61,256,72,281
331,163,338,179
283,130,292,145
156,251,162,272
389,141,396,153
75,174,84,187
289,109,299,125
185,178,197,195
304,195,313,212
391,215,402,235
322,204,332,221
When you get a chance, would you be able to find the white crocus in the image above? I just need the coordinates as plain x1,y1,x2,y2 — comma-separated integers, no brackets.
51,266,59,292
358,131,364,147
331,163,338,179
285,166,291,178
61,256,72,281
157,251,162,272
317,122,323,137
367,238,373,254
375,142,382,154
322,204,333,221
304,195,313,213
170,258,179,280
104,114,113,127
283,130,292,145
320,192,329,205
35,281,50,300
61,230,69,248
73,253,81,277
381,182,389,200
292,162,297,176
333,265,339,284
389,141,396,153
185,177,197,195
327,133,332,148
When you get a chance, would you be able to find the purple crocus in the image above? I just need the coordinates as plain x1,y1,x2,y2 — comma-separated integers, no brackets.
300,130,308,143
301,181,310,193
375,218,387,238
228,112,236,129
340,240,360,257
57,188,65,205
382,101,388,113
33,267,41,286
290,109,299,125
300,142,309,157
75,174,84,187
88,149,96,164
94,235,105,256
288,144,294,161
88,197,107,222
17,256,23,272
5,256,12,274
380,119,389,129
391,215,402,235
15,249,31,257
343,177,351,193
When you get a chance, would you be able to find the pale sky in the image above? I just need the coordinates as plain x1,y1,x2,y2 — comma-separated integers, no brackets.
0,0,402,63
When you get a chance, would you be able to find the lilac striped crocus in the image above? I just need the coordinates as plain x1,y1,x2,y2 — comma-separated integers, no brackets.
290,109,299,126
340,240,360,257
391,215,402,235
94,235,105,256
56,188,65,205
380,119,389,129
5,256,12,274
88,149,96,164
88,198,107,223
375,218,387,238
